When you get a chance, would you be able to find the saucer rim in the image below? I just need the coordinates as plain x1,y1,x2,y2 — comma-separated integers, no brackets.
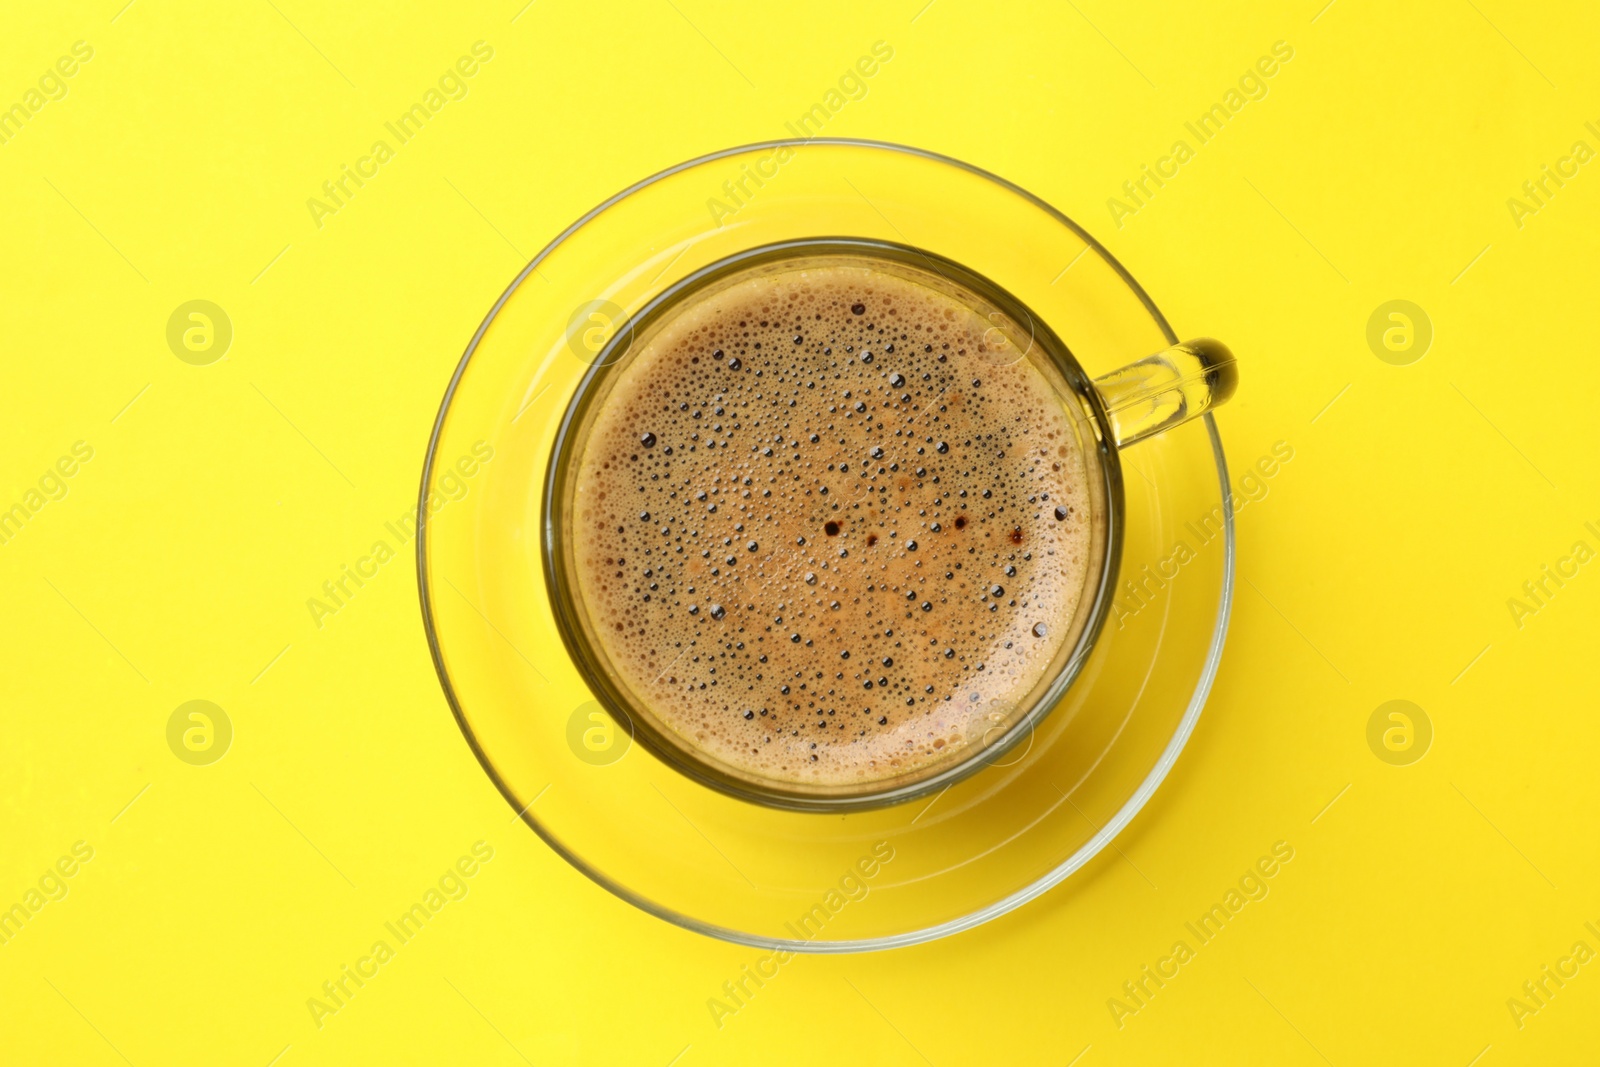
416,137,1236,953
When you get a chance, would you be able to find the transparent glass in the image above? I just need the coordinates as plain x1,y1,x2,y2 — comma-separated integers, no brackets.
544,237,1233,811
419,140,1236,950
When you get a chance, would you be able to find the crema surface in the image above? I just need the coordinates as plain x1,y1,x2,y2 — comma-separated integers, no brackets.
572,261,1091,787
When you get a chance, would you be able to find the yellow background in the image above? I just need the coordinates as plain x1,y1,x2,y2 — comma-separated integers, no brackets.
3,0,1597,1063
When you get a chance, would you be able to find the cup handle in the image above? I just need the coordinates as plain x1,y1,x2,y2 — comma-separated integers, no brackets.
1091,338,1239,449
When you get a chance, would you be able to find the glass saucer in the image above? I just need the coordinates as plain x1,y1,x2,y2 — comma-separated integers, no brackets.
418,140,1234,951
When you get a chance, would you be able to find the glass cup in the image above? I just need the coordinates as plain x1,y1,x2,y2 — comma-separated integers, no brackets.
544,236,1236,811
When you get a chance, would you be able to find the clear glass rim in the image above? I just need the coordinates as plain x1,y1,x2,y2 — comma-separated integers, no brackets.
416,137,1236,953
540,236,1124,812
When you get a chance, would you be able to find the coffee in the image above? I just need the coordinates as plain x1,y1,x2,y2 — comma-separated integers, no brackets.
569,256,1092,788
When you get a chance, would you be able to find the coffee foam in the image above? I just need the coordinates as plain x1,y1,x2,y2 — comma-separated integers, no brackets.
571,260,1092,788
